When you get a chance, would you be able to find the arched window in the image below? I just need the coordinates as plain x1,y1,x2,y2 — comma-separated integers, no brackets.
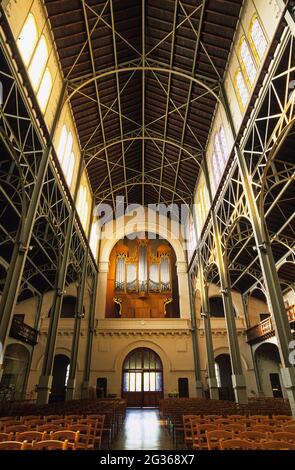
28,35,48,91
37,68,52,112
239,37,257,87
17,13,38,66
234,69,249,110
249,16,267,62
17,14,53,113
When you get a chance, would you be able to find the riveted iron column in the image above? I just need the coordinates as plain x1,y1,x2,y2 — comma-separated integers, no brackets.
188,267,204,398
36,155,84,405
81,260,99,399
197,252,219,400
66,198,95,401
221,78,295,415
0,85,67,381
203,159,248,404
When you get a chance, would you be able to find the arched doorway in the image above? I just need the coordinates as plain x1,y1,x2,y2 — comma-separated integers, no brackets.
255,343,283,398
0,344,30,400
49,354,70,403
122,348,163,407
215,354,235,401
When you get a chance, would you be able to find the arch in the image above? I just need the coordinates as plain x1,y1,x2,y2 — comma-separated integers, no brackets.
85,136,202,169
49,354,70,403
100,216,186,266
114,339,172,374
254,342,284,398
67,66,222,107
0,343,30,399
95,180,191,206
215,353,234,401
121,347,164,407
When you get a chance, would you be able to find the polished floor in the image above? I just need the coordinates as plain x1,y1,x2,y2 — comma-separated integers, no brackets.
112,408,174,450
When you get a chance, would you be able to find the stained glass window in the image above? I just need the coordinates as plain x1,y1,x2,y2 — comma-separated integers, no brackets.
240,37,257,86
250,17,267,61
219,125,228,160
235,69,249,109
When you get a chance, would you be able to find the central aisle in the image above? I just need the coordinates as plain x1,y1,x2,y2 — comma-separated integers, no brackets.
112,408,174,450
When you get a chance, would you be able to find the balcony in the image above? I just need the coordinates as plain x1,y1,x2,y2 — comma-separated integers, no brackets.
9,317,38,346
246,306,295,345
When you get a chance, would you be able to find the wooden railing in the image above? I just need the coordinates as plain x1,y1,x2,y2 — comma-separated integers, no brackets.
246,305,295,344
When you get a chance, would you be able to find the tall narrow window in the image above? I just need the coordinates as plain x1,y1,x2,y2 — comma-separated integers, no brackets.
235,69,249,110
57,125,68,161
211,152,221,188
214,132,224,170
199,185,207,225
57,126,75,187
219,126,228,161
28,36,48,91
37,68,52,112
240,37,257,86
77,185,88,231
17,14,38,66
250,16,267,62
89,222,99,259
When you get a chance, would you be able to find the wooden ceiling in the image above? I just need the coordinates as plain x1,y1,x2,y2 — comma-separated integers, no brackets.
44,0,243,208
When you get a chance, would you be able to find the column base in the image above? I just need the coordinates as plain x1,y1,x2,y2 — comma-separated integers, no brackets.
81,381,90,399
65,378,76,401
231,374,248,404
280,367,295,418
36,375,52,405
195,380,203,398
208,378,219,400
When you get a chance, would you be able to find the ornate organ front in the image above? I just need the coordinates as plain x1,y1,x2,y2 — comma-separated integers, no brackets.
113,240,173,318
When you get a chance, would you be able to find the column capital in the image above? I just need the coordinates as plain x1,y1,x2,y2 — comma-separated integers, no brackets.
98,261,109,273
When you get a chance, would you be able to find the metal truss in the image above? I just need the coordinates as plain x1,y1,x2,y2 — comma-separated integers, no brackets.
62,0,222,208
196,20,295,301
0,27,97,345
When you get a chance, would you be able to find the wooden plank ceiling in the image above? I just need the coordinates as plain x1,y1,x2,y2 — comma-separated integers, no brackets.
44,0,243,209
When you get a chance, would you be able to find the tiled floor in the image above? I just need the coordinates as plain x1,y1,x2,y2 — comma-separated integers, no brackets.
112,408,174,450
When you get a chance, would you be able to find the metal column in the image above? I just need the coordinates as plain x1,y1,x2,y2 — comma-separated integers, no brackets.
36,156,84,405
66,198,95,401
81,265,98,399
0,85,67,380
188,269,204,398
202,159,248,404
221,83,295,415
197,252,219,400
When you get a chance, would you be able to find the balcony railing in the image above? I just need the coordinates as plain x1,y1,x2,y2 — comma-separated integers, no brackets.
9,318,38,346
246,306,295,345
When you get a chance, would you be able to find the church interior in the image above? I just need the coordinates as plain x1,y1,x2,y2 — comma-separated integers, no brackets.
0,0,295,452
